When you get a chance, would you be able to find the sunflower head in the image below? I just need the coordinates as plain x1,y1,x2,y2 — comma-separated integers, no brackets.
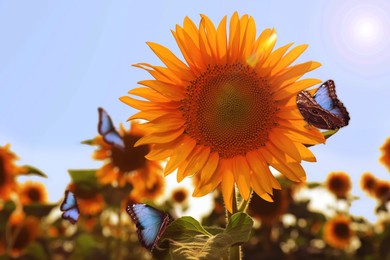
19,181,48,205
67,183,104,215
8,212,40,257
121,12,325,212
130,170,165,200
374,180,390,202
171,187,189,204
323,215,353,249
325,171,351,199
379,137,390,172
93,122,162,187
360,172,377,197
247,189,289,225
0,144,27,201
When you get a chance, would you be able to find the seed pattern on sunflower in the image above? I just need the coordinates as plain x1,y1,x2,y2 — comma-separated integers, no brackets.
181,63,278,158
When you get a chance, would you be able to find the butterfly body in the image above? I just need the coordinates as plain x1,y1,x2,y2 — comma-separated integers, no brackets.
126,204,172,251
98,107,125,149
296,80,350,130
60,190,79,224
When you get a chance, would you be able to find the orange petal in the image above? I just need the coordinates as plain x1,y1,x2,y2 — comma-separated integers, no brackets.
164,136,197,176
134,127,184,146
136,80,185,101
274,78,322,100
261,145,306,182
216,16,227,63
246,150,273,193
269,131,301,162
271,44,308,76
197,152,219,185
221,161,235,213
295,143,317,162
180,146,210,180
232,155,251,200
128,87,171,103
146,42,193,80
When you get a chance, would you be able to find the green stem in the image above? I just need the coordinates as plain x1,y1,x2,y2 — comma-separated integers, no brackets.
115,208,123,260
228,188,241,260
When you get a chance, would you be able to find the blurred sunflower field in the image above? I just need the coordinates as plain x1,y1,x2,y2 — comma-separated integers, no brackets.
2,131,390,259
1,6,390,260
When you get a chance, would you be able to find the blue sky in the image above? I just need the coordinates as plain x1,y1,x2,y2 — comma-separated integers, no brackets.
1,0,390,221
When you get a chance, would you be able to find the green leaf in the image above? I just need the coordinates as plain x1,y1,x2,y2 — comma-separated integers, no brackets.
23,203,57,218
0,201,16,234
224,212,253,246
81,139,95,145
69,234,97,260
68,169,98,187
25,242,49,260
21,165,47,178
161,213,253,260
101,182,133,207
307,182,322,189
323,129,339,140
305,129,340,147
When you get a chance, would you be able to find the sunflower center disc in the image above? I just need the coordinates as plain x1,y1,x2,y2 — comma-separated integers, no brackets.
111,134,149,173
182,63,277,158
28,188,41,202
333,222,350,239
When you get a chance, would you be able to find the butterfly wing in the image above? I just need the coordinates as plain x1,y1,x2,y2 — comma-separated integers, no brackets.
297,80,350,129
127,204,171,251
62,207,79,224
60,190,77,211
314,80,350,125
98,107,125,149
60,190,79,224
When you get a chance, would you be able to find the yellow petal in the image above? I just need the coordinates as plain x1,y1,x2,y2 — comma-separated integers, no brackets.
246,150,274,194
274,78,322,100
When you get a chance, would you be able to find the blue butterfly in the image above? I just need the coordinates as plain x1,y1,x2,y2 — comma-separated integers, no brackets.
60,190,79,224
98,107,125,150
296,80,350,130
126,203,172,251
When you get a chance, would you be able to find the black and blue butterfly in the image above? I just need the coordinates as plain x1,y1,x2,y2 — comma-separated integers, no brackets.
126,203,172,251
296,80,350,130
60,190,79,224
98,107,125,150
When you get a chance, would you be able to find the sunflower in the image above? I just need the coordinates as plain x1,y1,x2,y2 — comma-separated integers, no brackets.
247,188,289,225
360,172,377,197
7,212,40,257
19,181,48,205
171,187,189,204
379,137,390,172
0,144,26,201
323,215,353,249
67,183,104,215
120,13,325,212
130,168,165,200
374,180,390,202
93,122,162,189
325,171,351,199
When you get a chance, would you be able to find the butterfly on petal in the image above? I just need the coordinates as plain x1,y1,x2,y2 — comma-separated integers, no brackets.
126,203,172,251
98,107,125,150
60,190,79,224
296,80,350,130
